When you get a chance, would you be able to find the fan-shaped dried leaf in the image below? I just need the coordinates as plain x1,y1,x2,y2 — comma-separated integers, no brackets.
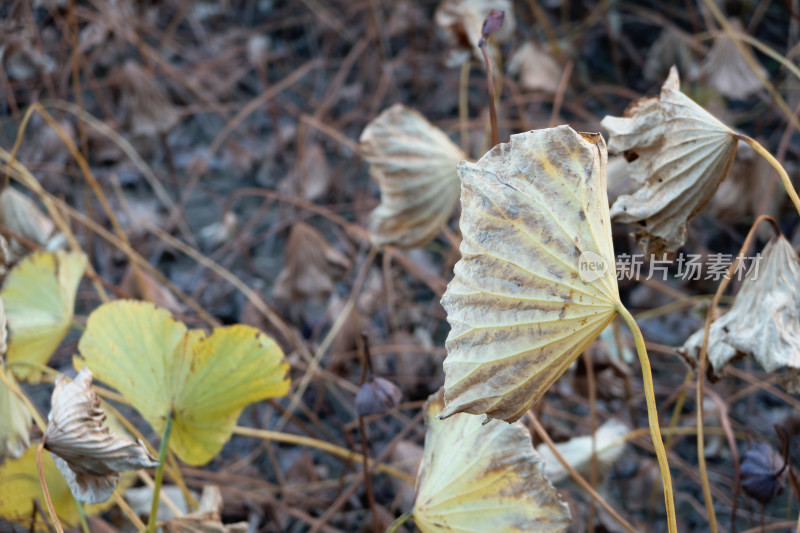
740,443,786,504
414,389,571,532
602,66,738,257
77,300,290,466
643,30,697,82
440,126,620,422
508,42,562,93
359,104,466,248
43,368,158,503
535,418,629,484
434,0,516,66
679,235,800,392
699,20,766,100
273,223,351,301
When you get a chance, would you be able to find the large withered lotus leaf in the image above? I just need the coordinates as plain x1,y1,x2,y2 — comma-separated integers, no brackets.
602,66,738,257
359,104,466,248
680,236,800,392
414,389,571,532
441,126,620,422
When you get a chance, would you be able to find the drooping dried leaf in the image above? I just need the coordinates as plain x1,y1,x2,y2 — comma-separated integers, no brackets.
679,235,800,392
3,250,88,382
507,42,562,93
710,141,778,223
43,368,158,503
699,19,766,100
602,66,738,257
0,445,122,529
77,300,290,466
440,126,620,422
434,0,516,66
535,418,629,484
279,143,332,202
273,223,351,301
414,389,571,532
740,442,786,504
359,104,466,248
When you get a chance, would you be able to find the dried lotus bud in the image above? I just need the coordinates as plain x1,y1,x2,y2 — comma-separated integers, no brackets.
355,377,403,416
740,443,786,505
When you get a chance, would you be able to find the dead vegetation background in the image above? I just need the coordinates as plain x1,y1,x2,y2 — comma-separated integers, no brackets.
1,0,800,532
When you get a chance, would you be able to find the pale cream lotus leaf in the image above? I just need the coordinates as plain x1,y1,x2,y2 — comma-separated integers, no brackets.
359,104,466,248
602,66,738,257
434,0,516,66
414,389,571,532
507,42,562,93
43,367,158,503
164,486,248,532
440,126,620,422
699,19,766,100
679,235,800,392
273,222,351,301
0,187,58,253
535,418,629,484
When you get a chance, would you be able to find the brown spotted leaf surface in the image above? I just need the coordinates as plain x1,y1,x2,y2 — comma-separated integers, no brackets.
358,104,466,248
440,126,620,422
602,66,738,257
679,235,800,392
413,389,571,532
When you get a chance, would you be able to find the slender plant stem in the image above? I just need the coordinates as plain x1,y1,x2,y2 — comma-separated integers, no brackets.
478,42,498,147
693,214,779,533
75,500,90,533
735,134,800,217
147,416,174,533
36,442,64,533
616,304,677,533
386,511,413,533
358,332,380,533
459,61,470,154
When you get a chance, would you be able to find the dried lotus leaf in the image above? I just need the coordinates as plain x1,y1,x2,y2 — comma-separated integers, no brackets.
414,389,571,532
359,104,466,248
679,235,800,392
440,126,620,422
603,66,738,257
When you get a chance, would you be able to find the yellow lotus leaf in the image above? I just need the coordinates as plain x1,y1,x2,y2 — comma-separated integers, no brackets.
413,389,571,532
0,368,32,460
3,250,88,382
76,300,290,466
602,66,738,257
440,126,620,422
0,445,120,530
679,235,800,392
358,104,466,248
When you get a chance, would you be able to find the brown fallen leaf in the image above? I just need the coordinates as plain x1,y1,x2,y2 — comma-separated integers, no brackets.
273,223,351,301
279,143,332,202
507,42,562,93
359,104,466,248
679,235,800,392
119,264,185,314
643,30,697,82
118,60,179,137
434,0,516,67
43,368,158,504
440,126,620,422
699,19,766,100
164,486,248,532
602,66,738,257
414,389,571,532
